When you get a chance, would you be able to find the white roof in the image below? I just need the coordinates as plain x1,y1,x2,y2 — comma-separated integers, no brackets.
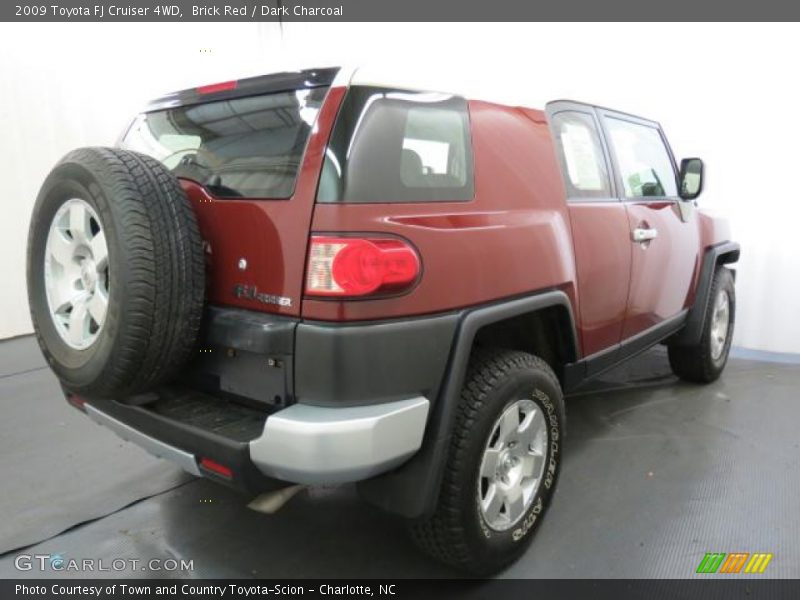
333,63,553,110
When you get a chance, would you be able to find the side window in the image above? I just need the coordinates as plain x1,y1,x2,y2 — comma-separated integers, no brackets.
317,86,474,203
402,106,469,188
551,111,611,200
604,117,677,198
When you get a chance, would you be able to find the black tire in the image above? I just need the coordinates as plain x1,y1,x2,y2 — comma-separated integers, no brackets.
410,348,564,575
668,266,735,383
27,147,205,397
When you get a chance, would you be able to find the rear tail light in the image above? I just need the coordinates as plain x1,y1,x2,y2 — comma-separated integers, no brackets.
196,80,238,94
305,236,421,297
199,457,233,479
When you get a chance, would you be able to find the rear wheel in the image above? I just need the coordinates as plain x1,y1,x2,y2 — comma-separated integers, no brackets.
27,147,205,397
668,266,735,383
410,348,564,575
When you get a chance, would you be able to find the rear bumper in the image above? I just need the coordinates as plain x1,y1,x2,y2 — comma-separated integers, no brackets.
250,397,429,484
70,304,454,494
81,394,429,488
85,404,202,477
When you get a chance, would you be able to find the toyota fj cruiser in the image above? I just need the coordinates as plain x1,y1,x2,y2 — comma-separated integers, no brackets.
27,67,739,574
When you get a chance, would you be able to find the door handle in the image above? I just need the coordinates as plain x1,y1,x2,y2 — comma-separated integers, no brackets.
632,227,658,243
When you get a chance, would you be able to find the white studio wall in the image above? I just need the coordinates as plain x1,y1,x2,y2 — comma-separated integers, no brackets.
0,22,284,339
1,22,798,354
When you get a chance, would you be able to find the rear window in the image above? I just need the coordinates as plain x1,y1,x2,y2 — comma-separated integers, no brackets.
121,86,328,198
317,86,474,203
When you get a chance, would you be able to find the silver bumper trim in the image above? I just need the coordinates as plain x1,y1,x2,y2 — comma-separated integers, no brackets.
249,397,430,484
85,404,201,476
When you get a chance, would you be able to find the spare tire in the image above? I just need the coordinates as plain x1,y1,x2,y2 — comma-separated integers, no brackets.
27,147,205,397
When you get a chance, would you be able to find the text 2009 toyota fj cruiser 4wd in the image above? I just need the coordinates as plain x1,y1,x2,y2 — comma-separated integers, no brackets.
27,67,739,574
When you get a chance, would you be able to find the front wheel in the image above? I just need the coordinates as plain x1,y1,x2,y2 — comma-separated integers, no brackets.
668,266,736,383
410,348,564,575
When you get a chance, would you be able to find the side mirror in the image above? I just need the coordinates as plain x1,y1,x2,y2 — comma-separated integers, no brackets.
678,158,703,200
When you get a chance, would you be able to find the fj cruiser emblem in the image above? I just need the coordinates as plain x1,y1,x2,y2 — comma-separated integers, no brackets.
233,284,292,308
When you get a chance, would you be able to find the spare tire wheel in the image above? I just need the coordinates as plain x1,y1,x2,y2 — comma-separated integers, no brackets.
26,147,205,398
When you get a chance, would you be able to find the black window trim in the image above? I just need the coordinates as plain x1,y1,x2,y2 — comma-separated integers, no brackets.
315,85,476,205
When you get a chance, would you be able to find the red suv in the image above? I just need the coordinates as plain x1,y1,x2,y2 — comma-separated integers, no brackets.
26,67,739,574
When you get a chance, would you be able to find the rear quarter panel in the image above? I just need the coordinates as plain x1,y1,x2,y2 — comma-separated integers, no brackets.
302,102,578,323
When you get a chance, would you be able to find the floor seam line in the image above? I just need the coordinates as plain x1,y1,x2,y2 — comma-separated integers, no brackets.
0,366,49,380
0,477,197,557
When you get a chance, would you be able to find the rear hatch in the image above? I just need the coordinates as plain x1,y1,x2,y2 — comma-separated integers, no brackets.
119,67,343,317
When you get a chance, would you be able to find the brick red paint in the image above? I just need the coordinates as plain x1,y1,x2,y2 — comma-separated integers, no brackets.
183,87,731,361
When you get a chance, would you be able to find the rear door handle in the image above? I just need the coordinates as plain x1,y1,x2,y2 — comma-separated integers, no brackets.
632,228,658,243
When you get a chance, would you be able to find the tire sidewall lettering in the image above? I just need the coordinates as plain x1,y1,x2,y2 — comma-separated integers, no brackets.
478,384,562,544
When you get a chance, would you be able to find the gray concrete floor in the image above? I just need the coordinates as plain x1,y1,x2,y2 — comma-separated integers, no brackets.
1,336,798,578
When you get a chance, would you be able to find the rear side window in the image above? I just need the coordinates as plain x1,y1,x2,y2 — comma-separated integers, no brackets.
604,117,677,198
551,111,612,199
317,86,474,203
121,87,328,198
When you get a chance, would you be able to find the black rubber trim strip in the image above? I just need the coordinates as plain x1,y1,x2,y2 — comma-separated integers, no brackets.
357,290,578,518
671,241,740,347
563,309,689,392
